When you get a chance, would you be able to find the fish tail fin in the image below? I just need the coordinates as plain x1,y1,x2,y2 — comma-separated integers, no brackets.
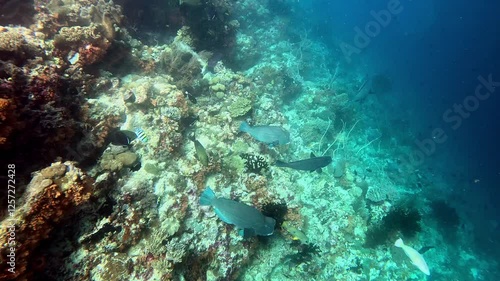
394,238,404,248
199,187,216,206
239,121,250,133
275,160,287,167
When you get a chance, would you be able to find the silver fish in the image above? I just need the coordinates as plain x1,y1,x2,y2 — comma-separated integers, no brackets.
239,121,290,146
199,187,276,237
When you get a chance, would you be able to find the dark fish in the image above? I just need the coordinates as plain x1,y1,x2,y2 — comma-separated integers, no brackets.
108,130,137,146
275,153,332,173
418,246,435,254
353,77,373,102
185,91,197,104
199,187,276,237
190,136,209,166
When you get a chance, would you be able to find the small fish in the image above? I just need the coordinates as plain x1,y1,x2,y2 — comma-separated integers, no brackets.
190,136,209,166
199,187,276,238
134,128,148,143
394,238,430,276
239,121,290,146
282,221,309,244
184,91,197,104
275,153,332,173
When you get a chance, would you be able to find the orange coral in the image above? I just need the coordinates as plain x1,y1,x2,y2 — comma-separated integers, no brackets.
0,97,18,148
78,43,109,66
0,161,94,280
0,98,10,120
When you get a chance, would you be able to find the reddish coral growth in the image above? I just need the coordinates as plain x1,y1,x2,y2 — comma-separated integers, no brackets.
0,162,94,280
78,43,110,66
0,97,16,145
91,115,123,148
26,66,61,105
192,156,222,189
169,90,190,116
285,207,304,228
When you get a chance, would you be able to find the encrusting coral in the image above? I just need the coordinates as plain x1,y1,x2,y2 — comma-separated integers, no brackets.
0,161,94,280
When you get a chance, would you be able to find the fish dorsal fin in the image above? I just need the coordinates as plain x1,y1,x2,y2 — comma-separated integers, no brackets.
310,152,316,158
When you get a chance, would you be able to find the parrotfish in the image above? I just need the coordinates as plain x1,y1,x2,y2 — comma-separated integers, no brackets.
275,153,332,173
199,187,276,238
239,121,290,146
394,238,430,276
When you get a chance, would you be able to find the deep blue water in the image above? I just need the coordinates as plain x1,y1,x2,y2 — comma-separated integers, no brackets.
298,0,500,254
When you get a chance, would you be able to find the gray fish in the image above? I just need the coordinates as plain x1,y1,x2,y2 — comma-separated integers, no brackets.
353,76,373,102
199,187,276,237
239,121,290,146
275,153,332,173
190,136,209,166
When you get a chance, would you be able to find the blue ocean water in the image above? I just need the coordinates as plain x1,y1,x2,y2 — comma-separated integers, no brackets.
1,0,499,280
293,0,500,277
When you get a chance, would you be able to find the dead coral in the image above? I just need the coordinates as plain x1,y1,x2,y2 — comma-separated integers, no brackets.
0,27,43,64
0,161,94,280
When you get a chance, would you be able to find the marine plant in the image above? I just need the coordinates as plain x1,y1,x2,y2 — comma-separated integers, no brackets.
240,153,269,175
260,202,288,229
364,206,422,248
284,241,321,266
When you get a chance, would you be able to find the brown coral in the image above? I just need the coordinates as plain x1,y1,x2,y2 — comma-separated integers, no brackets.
0,98,16,145
0,161,94,280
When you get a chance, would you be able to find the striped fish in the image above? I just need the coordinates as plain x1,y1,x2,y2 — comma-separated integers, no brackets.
134,128,148,143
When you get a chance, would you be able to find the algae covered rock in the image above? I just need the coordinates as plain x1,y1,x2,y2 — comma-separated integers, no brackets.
114,151,138,166
228,96,252,117
99,149,139,172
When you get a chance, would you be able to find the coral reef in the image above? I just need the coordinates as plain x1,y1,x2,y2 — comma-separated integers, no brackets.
364,206,422,248
0,0,495,280
0,161,94,280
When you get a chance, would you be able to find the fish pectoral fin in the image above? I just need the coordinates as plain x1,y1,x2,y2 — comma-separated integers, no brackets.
268,141,278,147
214,209,232,224
238,228,255,238
316,168,322,174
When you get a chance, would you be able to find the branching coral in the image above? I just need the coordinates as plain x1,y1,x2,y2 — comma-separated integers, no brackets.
240,153,269,175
